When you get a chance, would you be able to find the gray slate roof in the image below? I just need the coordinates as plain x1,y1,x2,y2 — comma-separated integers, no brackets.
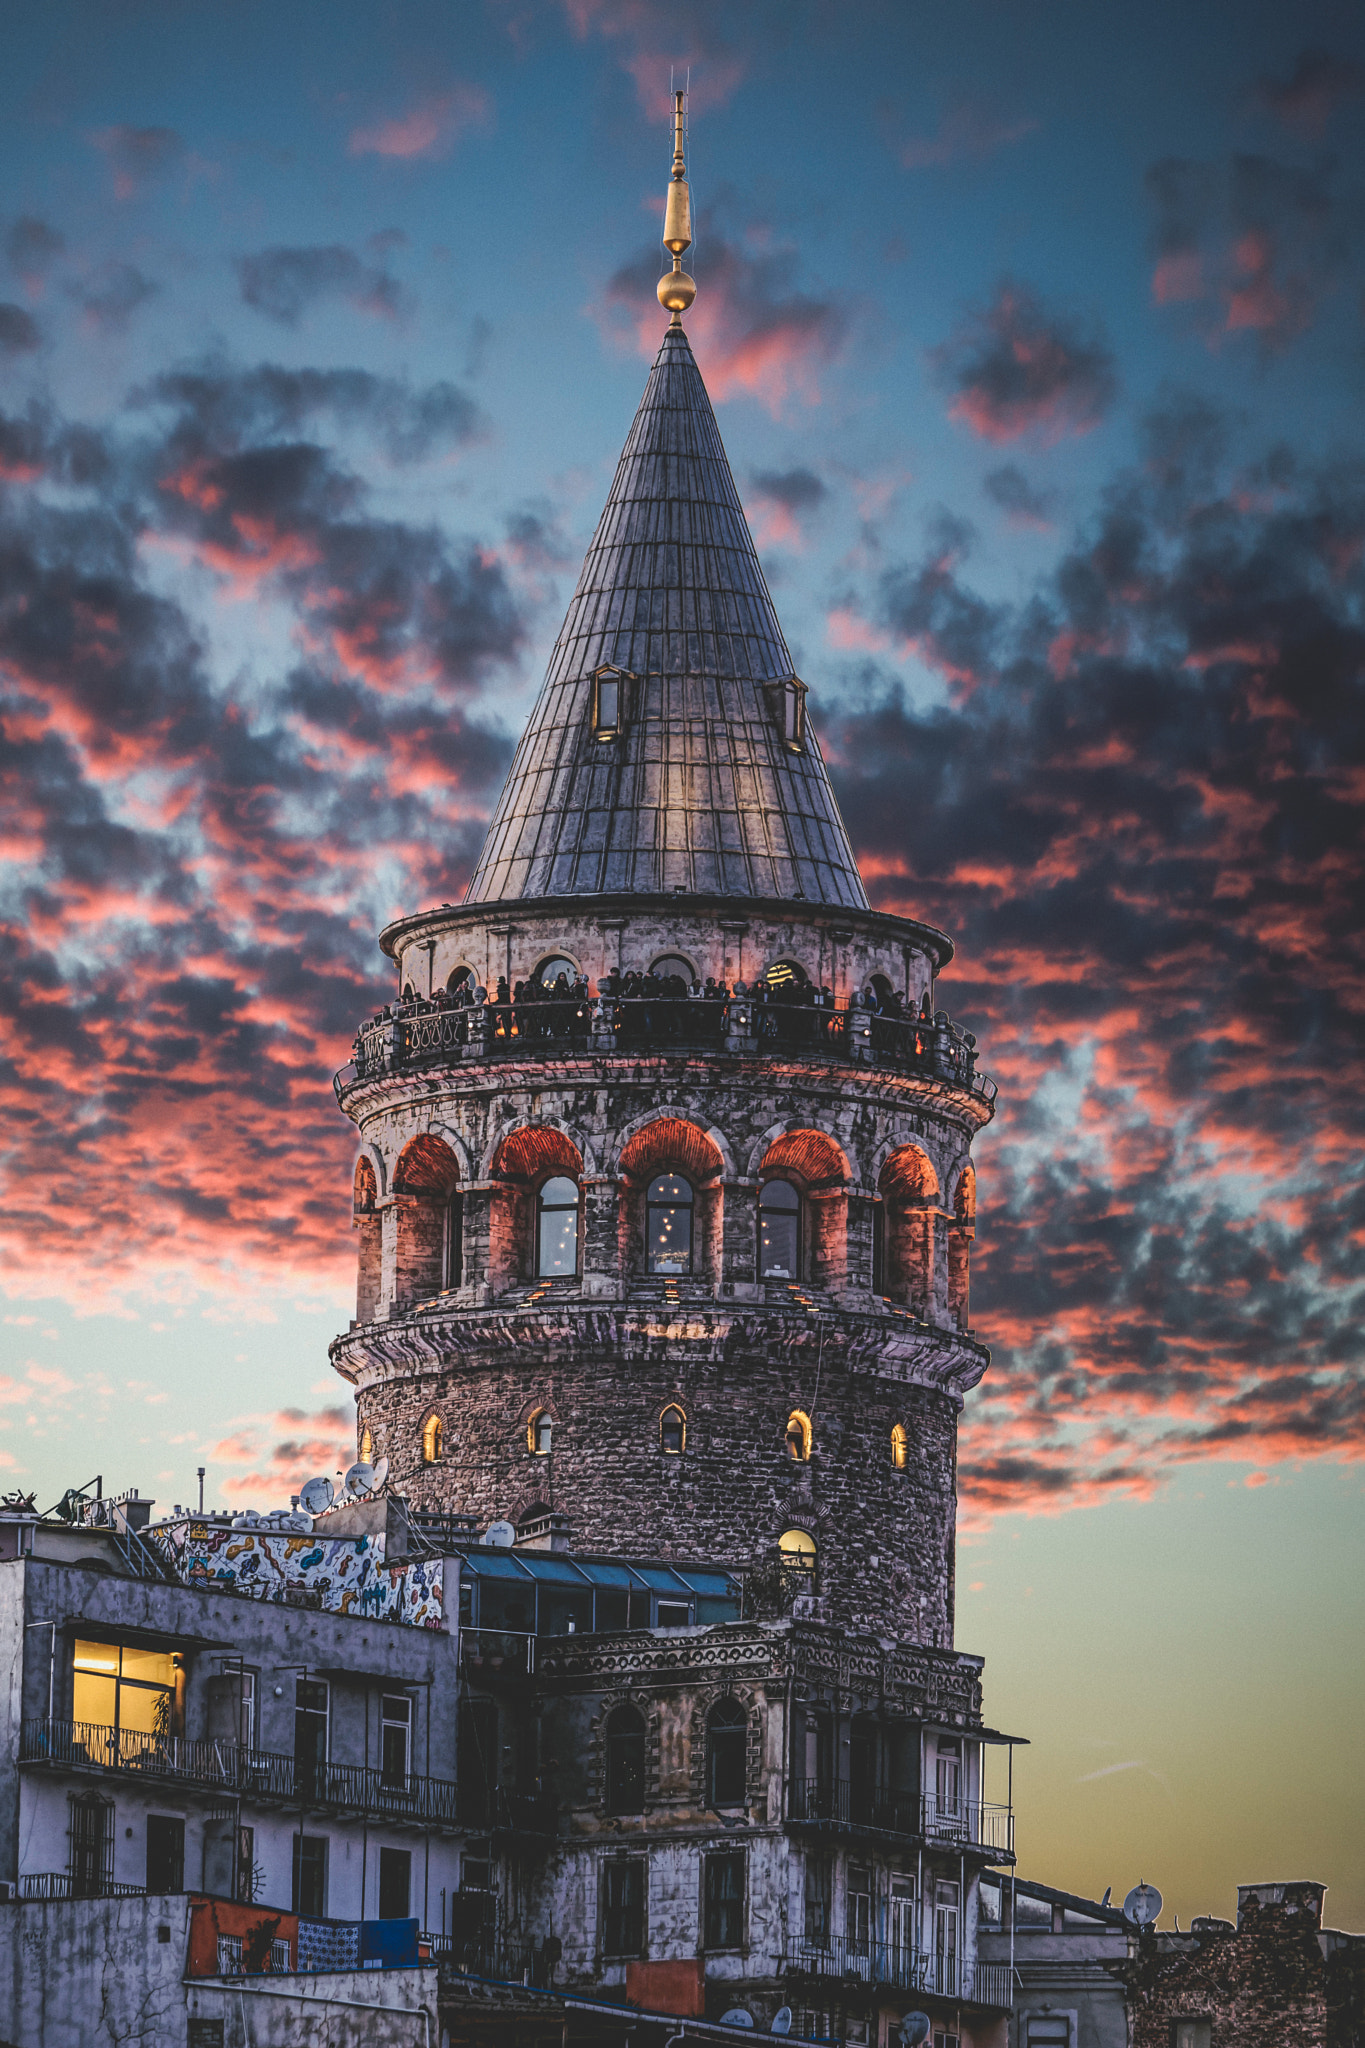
464,325,868,910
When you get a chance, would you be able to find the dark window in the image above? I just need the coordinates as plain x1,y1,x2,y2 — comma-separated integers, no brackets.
188,2025,225,2048
378,1846,411,1920
872,1201,885,1294
707,1699,748,1808
846,1861,872,1953
758,1178,801,1279
602,1858,646,1956
660,1404,685,1454
537,1175,580,1276
457,1698,497,1829
646,1173,693,1274
651,954,694,983
236,1826,255,1904
146,1814,184,1893
294,1679,329,1799
380,1694,411,1788
804,1853,832,1945
594,670,621,735
850,1721,876,1824
445,1193,463,1289
781,680,806,750
69,1794,111,1897
292,1834,327,1918
604,1704,646,1815
703,1850,745,1950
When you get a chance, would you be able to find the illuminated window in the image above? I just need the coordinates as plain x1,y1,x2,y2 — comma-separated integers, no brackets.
646,1172,694,1275
758,1178,801,1279
785,1410,813,1462
421,1414,443,1464
761,959,808,990
537,1175,580,1276
359,1424,374,1464
891,1423,909,1470
528,1409,554,1456
779,1528,817,1575
73,1640,176,1736
659,1404,686,1455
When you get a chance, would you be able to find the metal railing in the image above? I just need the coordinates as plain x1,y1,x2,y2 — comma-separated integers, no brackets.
16,1872,147,1902
787,1933,1013,2007
787,1778,1014,1854
338,996,994,1105
461,1629,537,1677
19,1718,539,1832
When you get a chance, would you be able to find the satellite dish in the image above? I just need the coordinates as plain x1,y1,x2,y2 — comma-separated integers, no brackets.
372,1456,389,1491
299,1476,335,1516
719,2012,753,2030
899,2018,932,2048
1123,1882,1163,1927
345,1461,376,1497
772,2009,793,2036
484,1519,516,1548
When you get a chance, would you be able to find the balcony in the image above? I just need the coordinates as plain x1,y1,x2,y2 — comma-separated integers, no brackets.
787,1778,1014,1856
335,995,995,1106
787,1933,1013,2009
460,1628,537,1679
15,1872,148,1902
18,1718,546,1834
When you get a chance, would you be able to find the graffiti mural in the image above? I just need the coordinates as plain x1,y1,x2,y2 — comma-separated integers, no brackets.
150,1519,445,1630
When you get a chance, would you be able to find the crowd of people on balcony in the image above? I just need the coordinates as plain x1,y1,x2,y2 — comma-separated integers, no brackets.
348,961,984,1091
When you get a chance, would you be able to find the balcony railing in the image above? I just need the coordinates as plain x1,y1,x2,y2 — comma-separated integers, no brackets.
461,1629,537,1678
787,1933,1013,2008
337,996,994,1106
787,1778,1014,1855
19,1719,548,1834
15,1872,148,1902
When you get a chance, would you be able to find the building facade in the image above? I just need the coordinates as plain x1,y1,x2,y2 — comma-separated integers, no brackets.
329,110,1015,2048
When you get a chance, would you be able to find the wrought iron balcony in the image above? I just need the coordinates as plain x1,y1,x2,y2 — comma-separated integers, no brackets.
16,1872,148,1902
786,1932,1013,2008
336,995,994,1105
786,1778,1014,1856
18,1718,541,1834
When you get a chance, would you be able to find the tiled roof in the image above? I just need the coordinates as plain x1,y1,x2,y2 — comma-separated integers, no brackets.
464,324,868,910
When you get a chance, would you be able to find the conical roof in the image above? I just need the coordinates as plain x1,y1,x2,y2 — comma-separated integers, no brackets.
464,325,868,911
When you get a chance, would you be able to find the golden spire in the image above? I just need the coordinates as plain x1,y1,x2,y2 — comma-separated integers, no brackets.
657,87,696,326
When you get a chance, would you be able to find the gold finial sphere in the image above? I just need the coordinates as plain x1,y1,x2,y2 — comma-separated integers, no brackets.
658,265,696,315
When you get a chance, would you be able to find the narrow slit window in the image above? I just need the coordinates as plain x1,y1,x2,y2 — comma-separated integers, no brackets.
528,1409,554,1456
421,1414,443,1464
660,1404,686,1455
779,678,807,752
593,667,625,739
647,1173,694,1275
758,1178,801,1280
537,1176,580,1277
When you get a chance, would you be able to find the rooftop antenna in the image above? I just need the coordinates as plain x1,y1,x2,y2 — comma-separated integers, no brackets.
656,82,696,327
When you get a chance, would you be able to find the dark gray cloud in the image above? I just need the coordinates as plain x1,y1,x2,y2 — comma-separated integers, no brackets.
236,245,404,327
70,262,158,334
6,217,64,282
139,363,485,464
1251,48,1365,136
751,466,826,512
0,304,40,354
982,464,1056,528
932,280,1117,443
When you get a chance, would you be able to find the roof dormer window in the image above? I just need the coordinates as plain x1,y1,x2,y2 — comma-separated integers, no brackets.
592,665,627,740
771,676,807,753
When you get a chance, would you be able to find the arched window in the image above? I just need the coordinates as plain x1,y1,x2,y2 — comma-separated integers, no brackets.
402,983,416,1001
660,1405,686,1455
535,954,578,988
890,1423,909,1470
604,1704,646,1815
421,1414,443,1465
779,1528,817,1577
761,959,808,990
646,1173,694,1274
359,1424,374,1464
446,964,474,994
785,1410,813,1462
758,1178,801,1279
536,1175,580,1277
527,1409,553,1456
706,1699,748,1808
650,954,695,984
864,972,894,1006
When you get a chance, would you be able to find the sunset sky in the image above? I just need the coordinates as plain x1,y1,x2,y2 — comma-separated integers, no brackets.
0,0,1361,1927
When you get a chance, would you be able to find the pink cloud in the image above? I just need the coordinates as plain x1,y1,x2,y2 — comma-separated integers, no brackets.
348,85,491,161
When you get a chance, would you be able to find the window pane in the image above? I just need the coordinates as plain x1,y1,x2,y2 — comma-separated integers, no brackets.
759,1204,799,1279
539,1208,578,1275
597,677,618,728
146,1815,185,1893
537,956,577,986
378,1846,411,1920
73,1672,117,1727
118,1685,167,1735
74,1641,120,1676
120,1647,176,1688
651,955,693,982
540,1175,578,1205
